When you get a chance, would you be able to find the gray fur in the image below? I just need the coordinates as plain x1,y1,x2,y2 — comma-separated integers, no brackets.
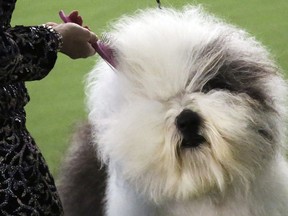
57,123,107,216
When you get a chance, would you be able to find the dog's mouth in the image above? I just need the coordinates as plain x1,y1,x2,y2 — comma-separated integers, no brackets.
181,134,206,148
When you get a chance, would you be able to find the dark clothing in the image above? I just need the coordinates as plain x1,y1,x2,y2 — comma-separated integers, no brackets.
0,0,63,215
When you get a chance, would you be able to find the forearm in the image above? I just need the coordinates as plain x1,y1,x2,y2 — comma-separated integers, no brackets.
0,25,61,85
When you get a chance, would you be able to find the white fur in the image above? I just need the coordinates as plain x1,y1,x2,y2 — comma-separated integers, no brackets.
86,6,288,216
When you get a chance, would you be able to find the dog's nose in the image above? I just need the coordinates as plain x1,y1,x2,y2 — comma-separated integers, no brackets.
176,109,201,133
176,109,205,148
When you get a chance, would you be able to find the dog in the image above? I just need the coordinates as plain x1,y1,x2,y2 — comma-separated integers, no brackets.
58,5,288,216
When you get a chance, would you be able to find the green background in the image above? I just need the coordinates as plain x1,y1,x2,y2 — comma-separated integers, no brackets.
11,0,288,178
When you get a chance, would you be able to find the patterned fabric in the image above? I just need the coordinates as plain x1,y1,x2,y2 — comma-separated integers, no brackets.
0,0,64,215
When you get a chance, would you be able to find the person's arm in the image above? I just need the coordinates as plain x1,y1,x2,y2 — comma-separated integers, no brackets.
0,23,97,85
0,25,61,85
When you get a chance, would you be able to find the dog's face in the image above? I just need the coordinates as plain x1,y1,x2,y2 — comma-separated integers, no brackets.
87,6,287,202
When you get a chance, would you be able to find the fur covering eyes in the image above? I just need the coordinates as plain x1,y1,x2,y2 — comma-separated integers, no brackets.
58,5,288,216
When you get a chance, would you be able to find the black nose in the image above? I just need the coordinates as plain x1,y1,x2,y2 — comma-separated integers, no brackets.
176,109,205,148
176,109,201,133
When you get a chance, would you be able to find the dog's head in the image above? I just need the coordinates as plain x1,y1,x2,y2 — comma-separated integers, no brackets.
87,6,287,202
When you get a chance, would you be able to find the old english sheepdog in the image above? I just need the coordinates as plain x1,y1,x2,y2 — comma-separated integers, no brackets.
58,5,288,216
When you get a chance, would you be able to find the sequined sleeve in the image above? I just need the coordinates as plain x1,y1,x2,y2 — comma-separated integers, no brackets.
0,25,61,85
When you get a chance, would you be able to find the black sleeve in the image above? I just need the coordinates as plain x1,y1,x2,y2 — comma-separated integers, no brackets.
0,25,61,85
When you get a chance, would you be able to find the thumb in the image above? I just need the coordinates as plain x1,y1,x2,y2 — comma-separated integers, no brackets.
89,32,98,44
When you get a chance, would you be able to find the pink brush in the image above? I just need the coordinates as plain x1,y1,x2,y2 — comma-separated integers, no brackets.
59,10,116,68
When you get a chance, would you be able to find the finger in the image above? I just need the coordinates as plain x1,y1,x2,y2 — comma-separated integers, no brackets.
89,32,98,44
85,43,97,57
78,26,96,41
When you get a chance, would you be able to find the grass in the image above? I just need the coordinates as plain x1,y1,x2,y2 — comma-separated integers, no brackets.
11,0,288,177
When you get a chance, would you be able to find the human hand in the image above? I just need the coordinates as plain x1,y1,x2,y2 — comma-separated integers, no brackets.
51,22,98,59
58,10,116,67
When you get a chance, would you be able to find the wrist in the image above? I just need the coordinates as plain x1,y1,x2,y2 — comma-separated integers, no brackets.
40,24,63,52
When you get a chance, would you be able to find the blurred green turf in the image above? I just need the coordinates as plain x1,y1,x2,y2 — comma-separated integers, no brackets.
11,0,288,176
